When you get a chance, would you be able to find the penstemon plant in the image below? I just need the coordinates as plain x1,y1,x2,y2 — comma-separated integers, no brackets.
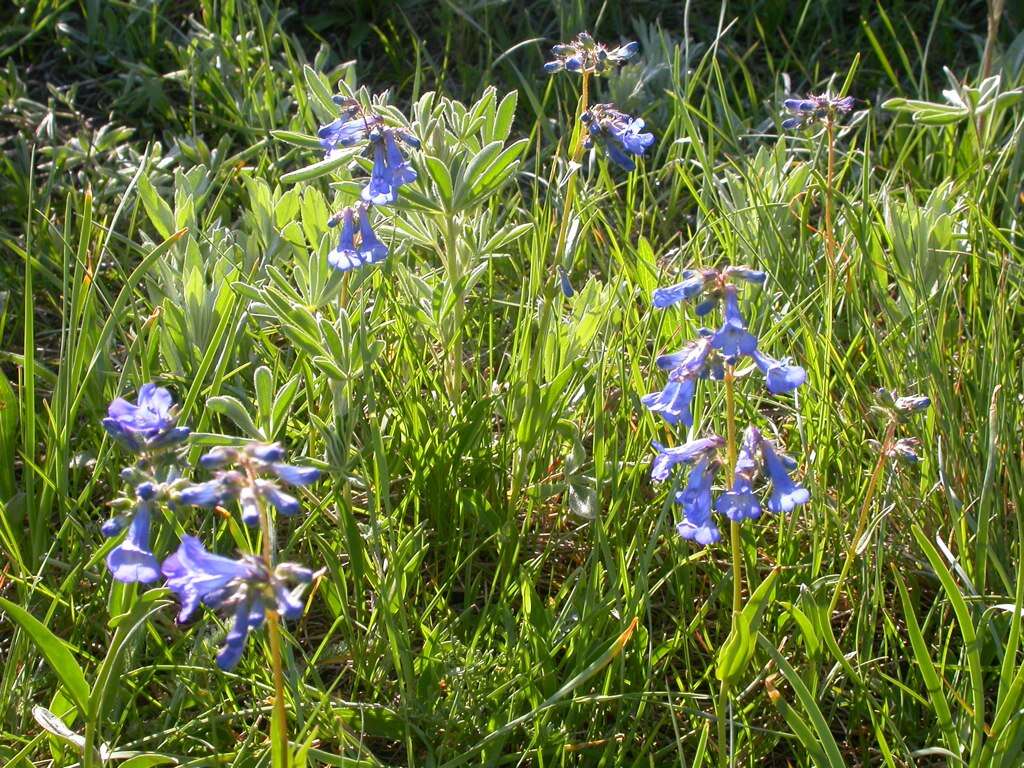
643,266,808,765
97,385,320,768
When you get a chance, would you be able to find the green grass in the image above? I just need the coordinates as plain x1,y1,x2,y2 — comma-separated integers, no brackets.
1,0,1024,765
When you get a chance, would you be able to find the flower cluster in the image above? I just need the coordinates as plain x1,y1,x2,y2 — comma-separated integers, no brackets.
543,32,638,75
581,104,655,170
645,267,806,427
870,388,931,464
316,96,420,273
782,93,855,129
546,35,654,171
644,268,809,545
100,385,190,583
163,536,315,670
99,385,321,670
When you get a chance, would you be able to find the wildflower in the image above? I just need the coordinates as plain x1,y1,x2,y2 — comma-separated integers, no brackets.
675,457,721,545
362,126,419,205
715,426,763,522
761,438,810,514
103,384,190,452
642,338,715,427
710,284,757,360
581,103,654,171
890,437,922,464
162,536,314,670
177,443,319,526
557,266,575,298
103,482,161,583
544,32,638,75
894,395,930,414
650,435,724,483
318,101,382,158
327,206,389,272
751,350,806,394
782,93,855,129
652,269,716,309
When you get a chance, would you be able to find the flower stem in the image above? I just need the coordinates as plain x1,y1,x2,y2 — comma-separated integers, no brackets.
444,212,463,400
718,366,742,767
824,117,836,272
828,420,896,617
253,469,289,768
551,71,590,283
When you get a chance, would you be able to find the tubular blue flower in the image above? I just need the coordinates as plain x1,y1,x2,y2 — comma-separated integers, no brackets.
317,114,379,156
711,285,757,360
270,463,321,486
357,211,389,264
581,104,654,171
723,266,767,285
890,437,922,464
652,270,715,308
161,536,315,670
715,426,764,522
256,480,300,516
894,395,930,414
545,33,638,75
650,435,724,483
177,473,240,508
558,266,575,298
762,438,810,514
643,339,714,426
751,350,807,394
103,384,189,452
782,93,855,129
675,458,721,546
328,208,361,272
362,128,417,205
106,500,161,583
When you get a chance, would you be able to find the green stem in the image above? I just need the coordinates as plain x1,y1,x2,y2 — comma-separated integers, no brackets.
828,420,895,617
551,71,590,281
718,367,742,767
824,117,837,278
253,470,289,768
445,212,463,400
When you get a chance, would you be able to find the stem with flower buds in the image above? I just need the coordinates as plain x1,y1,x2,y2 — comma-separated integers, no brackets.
551,70,590,284
717,366,743,767
828,419,896,618
250,465,290,768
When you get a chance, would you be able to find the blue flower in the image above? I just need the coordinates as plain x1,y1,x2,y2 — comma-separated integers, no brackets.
545,34,638,75
327,206,389,272
581,104,654,171
357,210,388,264
650,435,724,483
782,94,855,129
177,473,241,508
318,112,380,156
162,536,315,670
891,437,922,464
642,339,714,426
106,499,161,583
362,128,418,205
710,285,757,360
894,395,930,414
557,266,574,298
752,350,806,394
652,270,714,308
715,426,763,522
270,463,321,486
675,458,721,546
722,266,767,285
103,384,189,452
762,438,810,514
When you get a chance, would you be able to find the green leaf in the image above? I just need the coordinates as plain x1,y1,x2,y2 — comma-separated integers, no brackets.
0,597,90,713
207,395,264,438
281,152,352,184
716,568,778,683
270,130,323,149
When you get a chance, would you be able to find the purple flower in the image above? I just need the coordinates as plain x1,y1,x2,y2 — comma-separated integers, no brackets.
545,33,638,75
328,206,389,272
106,500,161,583
890,437,922,464
318,112,381,157
710,285,757,360
675,458,721,545
652,270,714,308
762,438,810,514
362,127,418,205
642,339,714,426
161,536,314,670
581,104,654,171
782,93,855,129
103,384,189,452
894,395,930,414
714,427,763,522
650,435,724,483
752,350,806,394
